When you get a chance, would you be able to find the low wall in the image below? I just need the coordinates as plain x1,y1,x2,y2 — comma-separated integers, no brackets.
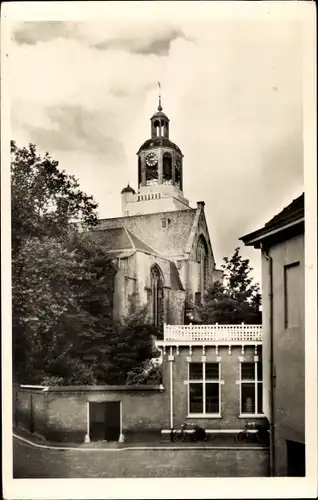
13,384,167,443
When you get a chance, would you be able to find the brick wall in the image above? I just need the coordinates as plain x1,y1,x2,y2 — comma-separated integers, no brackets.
14,387,47,436
14,386,167,443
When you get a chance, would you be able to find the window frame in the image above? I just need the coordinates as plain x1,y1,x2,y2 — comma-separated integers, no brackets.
196,236,208,297
284,261,301,329
239,361,264,418
187,361,222,418
150,265,164,329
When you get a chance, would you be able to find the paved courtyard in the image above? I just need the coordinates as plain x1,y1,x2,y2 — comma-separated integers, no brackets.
13,437,269,478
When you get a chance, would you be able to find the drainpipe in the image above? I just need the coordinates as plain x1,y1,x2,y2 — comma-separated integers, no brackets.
168,347,174,439
263,245,275,476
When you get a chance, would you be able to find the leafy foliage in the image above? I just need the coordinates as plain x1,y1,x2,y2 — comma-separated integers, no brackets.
126,359,163,385
11,140,98,256
197,247,261,324
12,234,116,384
102,307,160,385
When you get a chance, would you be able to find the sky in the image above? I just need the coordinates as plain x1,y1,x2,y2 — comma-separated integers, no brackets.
8,2,305,285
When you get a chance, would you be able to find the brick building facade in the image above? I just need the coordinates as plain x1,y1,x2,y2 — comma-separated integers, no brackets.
157,323,266,438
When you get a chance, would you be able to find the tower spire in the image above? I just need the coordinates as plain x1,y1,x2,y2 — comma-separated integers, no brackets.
157,81,162,111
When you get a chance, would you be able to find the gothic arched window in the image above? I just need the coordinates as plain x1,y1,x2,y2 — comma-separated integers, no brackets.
196,236,208,301
150,265,164,330
163,152,172,183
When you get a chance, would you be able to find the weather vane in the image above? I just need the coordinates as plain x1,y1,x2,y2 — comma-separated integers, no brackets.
157,81,162,111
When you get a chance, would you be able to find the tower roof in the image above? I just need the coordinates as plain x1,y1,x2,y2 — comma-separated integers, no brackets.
137,137,182,155
121,184,135,194
151,109,169,121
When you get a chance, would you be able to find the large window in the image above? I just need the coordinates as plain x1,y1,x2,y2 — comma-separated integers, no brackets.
196,236,208,300
188,362,221,416
150,265,164,330
240,362,263,415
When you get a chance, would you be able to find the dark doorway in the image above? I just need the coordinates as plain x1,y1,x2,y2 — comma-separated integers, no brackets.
89,402,121,442
286,440,306,476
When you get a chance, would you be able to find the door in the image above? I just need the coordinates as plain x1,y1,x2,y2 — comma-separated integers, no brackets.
89,402,121,442
105,401,121,441
286,440,306,476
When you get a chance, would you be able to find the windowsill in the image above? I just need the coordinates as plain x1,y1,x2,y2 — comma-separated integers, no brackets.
239,414,266,419
187,414,222,419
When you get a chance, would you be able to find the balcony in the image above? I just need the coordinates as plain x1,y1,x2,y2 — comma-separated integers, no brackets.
161,323,262,344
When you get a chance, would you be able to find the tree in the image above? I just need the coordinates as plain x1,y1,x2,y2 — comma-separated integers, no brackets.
11,141,115,383
197,247,261,324
12,233,116,384
11,140,98,256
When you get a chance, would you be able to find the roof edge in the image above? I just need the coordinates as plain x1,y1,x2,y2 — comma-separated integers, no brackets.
240,216,304,247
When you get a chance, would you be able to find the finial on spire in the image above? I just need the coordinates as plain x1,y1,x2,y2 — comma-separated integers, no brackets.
157,81,162,111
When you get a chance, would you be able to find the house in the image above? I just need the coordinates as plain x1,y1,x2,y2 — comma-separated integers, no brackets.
156,323,265,438
240,193,305,476
85,98,222,329
14,323,266,446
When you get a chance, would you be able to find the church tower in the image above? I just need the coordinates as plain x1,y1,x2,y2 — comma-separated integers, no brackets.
121,93,190,216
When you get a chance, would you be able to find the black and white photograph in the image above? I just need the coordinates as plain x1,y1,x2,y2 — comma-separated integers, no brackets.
1,1,317,498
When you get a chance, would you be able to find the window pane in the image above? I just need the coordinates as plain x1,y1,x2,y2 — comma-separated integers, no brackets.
257,382,263,414
241,383,256,413
257,362,263,381
189,363,203,380
206,363,219,380
206,383,219,413
189,383,203,413
241,363,255,380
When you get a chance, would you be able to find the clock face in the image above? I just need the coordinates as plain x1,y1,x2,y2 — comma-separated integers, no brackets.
145,152,158,167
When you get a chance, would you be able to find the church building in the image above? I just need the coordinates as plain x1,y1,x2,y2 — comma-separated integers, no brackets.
90,97,222,329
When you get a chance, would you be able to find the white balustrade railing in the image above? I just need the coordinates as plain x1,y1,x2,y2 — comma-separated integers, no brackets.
164,323,262,342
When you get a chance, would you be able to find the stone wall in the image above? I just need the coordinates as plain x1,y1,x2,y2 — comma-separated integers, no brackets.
186,205,222,303
114,251,185,325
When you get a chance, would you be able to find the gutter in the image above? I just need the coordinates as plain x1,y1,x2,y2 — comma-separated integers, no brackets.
262,245,275,476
